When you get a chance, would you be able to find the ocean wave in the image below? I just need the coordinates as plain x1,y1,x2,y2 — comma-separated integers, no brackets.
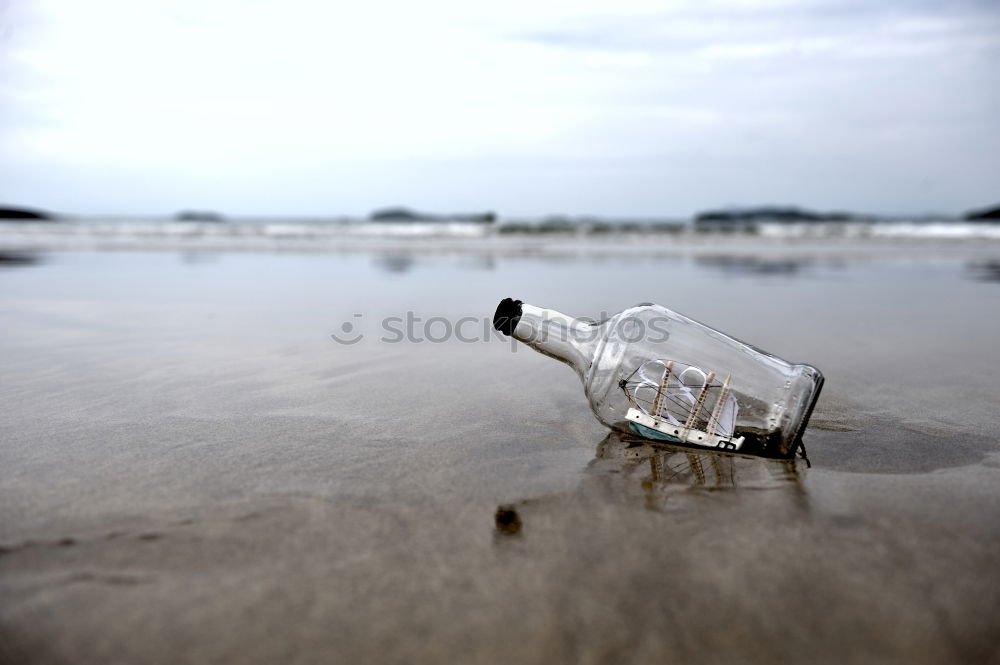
2,219,999,250
756,222,1000,240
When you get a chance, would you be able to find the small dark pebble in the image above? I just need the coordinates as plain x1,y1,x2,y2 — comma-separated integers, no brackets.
494,505,522,535
137,533,162,541
57,537,76,547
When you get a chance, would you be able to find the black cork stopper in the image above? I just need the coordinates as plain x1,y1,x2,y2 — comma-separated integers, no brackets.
493,298,522,336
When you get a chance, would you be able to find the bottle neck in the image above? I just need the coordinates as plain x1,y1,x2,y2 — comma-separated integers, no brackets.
512,304,601,378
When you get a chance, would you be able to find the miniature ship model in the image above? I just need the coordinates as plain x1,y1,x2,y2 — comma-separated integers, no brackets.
619,359,745,451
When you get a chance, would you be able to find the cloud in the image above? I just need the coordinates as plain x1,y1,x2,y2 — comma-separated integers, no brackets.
1,0,998,215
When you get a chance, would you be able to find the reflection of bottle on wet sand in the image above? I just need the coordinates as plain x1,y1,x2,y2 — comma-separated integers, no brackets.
592,431,801,490
495,431,807,535
494,299,824,458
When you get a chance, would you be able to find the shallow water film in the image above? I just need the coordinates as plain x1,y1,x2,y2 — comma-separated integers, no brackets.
1,237,999,665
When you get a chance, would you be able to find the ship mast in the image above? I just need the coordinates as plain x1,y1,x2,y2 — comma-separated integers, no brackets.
650,360,673,418
682,371,715,440
706,373,732,436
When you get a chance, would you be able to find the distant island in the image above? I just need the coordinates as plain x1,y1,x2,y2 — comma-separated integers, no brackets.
370,207,495,223
694,206,854,225
964,204,1000,221
3,203,996,227
175,210,225,222
0,206,55,221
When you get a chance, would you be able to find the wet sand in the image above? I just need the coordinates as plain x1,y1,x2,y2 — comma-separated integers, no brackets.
1,243,999,664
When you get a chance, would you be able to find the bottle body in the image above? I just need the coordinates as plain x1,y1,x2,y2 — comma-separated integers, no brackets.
494,299,824,458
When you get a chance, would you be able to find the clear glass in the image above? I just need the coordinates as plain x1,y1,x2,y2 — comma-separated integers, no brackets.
495,300,824,458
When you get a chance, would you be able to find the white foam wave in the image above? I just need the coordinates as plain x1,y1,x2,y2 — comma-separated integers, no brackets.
2,219,999,250
757,222,1000,240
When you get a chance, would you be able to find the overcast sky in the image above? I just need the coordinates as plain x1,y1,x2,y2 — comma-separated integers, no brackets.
1,0,998,217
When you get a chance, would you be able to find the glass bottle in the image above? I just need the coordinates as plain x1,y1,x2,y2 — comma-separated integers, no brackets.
493,298,824,458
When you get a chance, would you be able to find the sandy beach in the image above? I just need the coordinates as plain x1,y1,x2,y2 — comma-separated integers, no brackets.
1,236,999,664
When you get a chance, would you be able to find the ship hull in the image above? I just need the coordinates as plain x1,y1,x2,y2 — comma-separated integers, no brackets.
626,407,745,451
